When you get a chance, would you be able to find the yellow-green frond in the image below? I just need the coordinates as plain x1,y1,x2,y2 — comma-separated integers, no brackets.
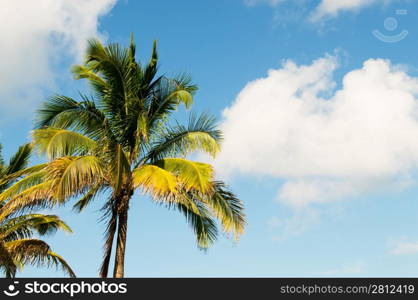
32,128,97,160
46,156,104,201
156,158,213,193
132,165,177,197
0,180,56,221
168,90,193,109
0,164,47,188
0,170,47,204
183,132,220,157
72,65,106,85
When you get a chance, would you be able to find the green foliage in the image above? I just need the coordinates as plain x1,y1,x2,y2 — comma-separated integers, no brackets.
0,144,75,278
33,129,97,160
143,113,222,164
2,35,245,277
155,158,214,193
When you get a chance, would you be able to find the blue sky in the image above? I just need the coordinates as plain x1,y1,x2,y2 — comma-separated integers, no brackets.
2,0,418,277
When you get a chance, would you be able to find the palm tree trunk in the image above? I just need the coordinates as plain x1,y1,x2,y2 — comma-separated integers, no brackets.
112,189,132,278
113,209,128,278
99,205,117,278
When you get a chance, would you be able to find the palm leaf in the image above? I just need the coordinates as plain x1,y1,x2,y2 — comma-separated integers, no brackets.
155,158,214,193
194,181,245,240
0,214,71,241
73,183,106,213
47,156,104,201
0,170,47,204
132,164,177,197
175,199,218,249
5,239,75,277
46,251,76,278
0,164,48,189
5,144,32,176
144,113,222,163
36,95,112,142
147,76,197,130
0,241,17,277
33,128,97,160
0,180,57,221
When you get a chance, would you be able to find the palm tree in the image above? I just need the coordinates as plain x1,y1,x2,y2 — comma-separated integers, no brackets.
0,144,75,277
2,36,245,278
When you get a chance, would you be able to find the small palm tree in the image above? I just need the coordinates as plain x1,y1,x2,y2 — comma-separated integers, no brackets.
2,36,245,278
0,144,75,277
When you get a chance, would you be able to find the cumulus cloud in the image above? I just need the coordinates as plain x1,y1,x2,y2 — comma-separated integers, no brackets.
215,54,418,207
0,0,117,117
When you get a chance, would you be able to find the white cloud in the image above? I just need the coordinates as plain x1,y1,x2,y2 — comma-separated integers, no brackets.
310,0,376,21
245,0,400,22
0,0,117,117
391,240,418,255
215,54,418,207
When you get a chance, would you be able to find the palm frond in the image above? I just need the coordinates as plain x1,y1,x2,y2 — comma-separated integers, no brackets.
195,181,245,240
175,198,218,249
0,164,47,189
0,180,57,221
46,156,104,201
0,241,17,277
36,95,111,142
141,39,158,88
144,113,222,163
0,170,47,205
46,251,76,278
33,128,97,160
72,65,107,93
83,38,130,124
5,239,75,277
73,183,106,213
0,214,72,241
132,164,177,197
5,144,32,176
36,95,83,128
147,76,197,130
155,158,214,193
